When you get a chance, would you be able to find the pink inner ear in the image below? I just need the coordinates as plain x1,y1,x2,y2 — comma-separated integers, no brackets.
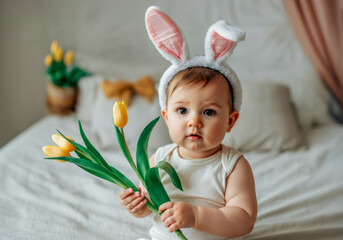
211,31,235,60
146,9,183,61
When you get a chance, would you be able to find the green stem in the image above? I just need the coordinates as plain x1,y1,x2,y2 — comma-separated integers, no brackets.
120,128,146,185
175,229,188,240
144,199,159,215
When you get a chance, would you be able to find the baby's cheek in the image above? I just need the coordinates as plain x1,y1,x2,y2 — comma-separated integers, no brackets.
209,124,227,143
168,125,183,144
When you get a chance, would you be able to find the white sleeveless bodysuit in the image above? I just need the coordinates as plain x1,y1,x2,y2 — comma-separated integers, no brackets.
149,143,243,240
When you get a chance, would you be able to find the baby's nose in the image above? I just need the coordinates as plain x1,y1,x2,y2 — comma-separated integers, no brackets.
187,114,202,128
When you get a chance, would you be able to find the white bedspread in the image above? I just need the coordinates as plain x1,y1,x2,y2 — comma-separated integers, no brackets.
0,115,342,239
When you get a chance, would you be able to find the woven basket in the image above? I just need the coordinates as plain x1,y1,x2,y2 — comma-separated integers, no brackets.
45,82,77,115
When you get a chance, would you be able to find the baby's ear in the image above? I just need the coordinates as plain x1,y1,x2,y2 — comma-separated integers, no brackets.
227,110,239,132
161,108,168,123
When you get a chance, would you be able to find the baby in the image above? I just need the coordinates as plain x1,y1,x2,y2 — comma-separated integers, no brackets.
119,6,257,240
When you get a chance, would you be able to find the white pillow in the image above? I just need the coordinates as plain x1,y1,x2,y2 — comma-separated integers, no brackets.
234,56,333,130
90,82,171,151
223,82,305,151
75,75,104,124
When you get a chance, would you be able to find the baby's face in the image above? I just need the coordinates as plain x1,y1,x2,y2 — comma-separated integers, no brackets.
162,76,238,159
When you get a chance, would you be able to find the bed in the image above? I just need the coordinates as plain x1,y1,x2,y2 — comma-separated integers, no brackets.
1,1,343,239
1,81,343,240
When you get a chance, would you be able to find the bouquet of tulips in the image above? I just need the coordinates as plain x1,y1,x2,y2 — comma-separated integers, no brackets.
42,101,188,240
44,41,90,87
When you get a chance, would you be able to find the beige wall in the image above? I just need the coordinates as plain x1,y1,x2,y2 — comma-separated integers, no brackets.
1,0,43,147
0,0,215,147
0,0,81,147
0,0,168,147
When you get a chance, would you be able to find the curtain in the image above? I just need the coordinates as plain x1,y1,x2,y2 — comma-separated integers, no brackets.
282,0,343,112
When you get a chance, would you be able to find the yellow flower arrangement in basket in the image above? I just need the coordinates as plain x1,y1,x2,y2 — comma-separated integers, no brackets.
44,41,90,87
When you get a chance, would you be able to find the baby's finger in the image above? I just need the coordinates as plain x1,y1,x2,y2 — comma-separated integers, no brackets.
168,222,180,233
164,216,174,228
130,198,147,213
119,188,133,199
121,191,142,206
159,201,174,213
160,208,174,222
127,194,145,210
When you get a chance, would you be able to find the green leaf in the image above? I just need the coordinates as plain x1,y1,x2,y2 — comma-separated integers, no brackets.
72,123,138,191
155,161,183,191
109,166,138,191
136,116,160,181
56,129,98,164
78,121,112,171
75,149,89,160
45,156,130,189
145,167,171,208
51,72,63,86
66,67,90,86
145,160,184,208
80,166,117,184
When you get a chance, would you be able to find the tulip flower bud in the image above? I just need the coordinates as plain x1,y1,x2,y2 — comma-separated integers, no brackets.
52,134,76,152
54,46,63,62
42,145,70,162
50,41,59,54
64,50,74,66
44,54,53,67
113,101,128,128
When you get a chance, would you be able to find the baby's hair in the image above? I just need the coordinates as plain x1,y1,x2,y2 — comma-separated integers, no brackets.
166,67,234,110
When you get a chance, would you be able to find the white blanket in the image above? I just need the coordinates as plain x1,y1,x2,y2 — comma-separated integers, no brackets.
0,115,342,239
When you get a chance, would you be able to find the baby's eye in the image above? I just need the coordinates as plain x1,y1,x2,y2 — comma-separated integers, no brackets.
203,109,216,116
177,107,188,115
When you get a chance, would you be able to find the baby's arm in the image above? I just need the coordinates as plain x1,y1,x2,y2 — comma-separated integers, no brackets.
159,156,257,237
118,153,156,218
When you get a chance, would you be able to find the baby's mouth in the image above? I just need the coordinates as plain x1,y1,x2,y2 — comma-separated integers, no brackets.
187,134,202,140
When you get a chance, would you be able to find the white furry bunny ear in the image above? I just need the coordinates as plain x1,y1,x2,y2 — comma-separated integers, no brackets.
205,20,246,63
145,6,189,65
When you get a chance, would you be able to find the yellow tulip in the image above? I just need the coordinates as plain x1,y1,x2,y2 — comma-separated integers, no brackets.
64,50,74,66
42,145,70,163
113,101,128,128
50,41,59,54
54,46,63,62
52,134,76,152
44,54,53,67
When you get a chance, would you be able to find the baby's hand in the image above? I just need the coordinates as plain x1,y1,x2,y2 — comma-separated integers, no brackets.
119,187,147,217
159,201,197,232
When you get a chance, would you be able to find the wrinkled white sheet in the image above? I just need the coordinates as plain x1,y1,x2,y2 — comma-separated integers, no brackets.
0,115,342,239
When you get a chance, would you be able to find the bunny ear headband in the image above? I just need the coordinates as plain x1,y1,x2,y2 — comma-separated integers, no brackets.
145,6,246,110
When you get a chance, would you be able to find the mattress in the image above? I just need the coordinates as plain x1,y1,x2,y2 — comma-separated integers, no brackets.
0,115,342,239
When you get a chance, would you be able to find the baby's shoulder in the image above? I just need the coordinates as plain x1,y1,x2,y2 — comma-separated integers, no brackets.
155,143,177,163
221,144,244,175
221,144,243,160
